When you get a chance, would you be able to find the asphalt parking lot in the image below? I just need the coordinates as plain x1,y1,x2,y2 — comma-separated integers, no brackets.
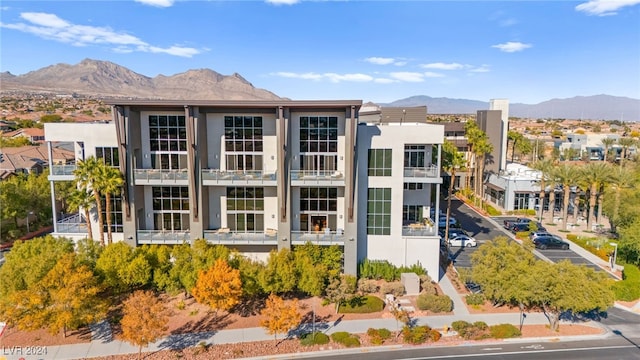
442,198,607,275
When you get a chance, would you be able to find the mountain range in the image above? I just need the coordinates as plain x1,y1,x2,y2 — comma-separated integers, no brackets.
1,59,638,121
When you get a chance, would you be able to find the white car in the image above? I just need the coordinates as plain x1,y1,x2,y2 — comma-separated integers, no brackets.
448,235,477,247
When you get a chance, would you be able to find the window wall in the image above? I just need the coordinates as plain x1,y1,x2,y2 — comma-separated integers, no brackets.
148,115,187,170
96,147,119,167
367,188,391,235
368,149,392,176
152,186,190,231
300,116,338,172
226,187,264,232
224,116,263,171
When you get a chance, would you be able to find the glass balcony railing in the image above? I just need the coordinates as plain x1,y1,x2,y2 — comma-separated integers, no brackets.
403,165,439,178
50,164,77,176
290,170,344,182
291,230,346,244
201,169,276,182
134,169,189,182
137,230,190,244
401,224,437,237
203,229,278,244
55,214,87,233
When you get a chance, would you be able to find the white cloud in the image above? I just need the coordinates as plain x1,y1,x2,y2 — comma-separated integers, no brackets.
374,78,396,84
576,0,640,16
0,12,201,57
135,0,175,7
364,57,407,66
469,64,491,73
266,0,300,5
389,72,424,82
423,72,445,78
420,62,466,70
491,41,532,53
272,72,372,82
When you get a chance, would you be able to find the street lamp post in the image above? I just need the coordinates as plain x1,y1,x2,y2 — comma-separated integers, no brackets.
26,211,34,234
609,243,618,271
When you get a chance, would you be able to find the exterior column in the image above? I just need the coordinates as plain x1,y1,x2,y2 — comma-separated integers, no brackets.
115,106,136,247
47,141,58,233
343,105,358,275
277,105,291,249
185,106,202,243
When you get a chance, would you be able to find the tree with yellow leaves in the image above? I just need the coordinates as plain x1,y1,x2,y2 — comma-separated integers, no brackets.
260,294,301,344
120,290,170,358
192,258,242,315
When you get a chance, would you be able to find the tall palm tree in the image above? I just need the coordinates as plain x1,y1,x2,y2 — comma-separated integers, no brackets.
441,140,466,244
68,188,95,241
97,165,124,245
531,159,555,222
600,137,617,163
618,137,637,166
74,156,106,246
507,130,523,163
464,121,482,191
553,164,580,231
474,135,493,208
580,162,611,229
605,166,637,232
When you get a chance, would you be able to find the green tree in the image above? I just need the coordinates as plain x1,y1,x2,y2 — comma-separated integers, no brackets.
0,174,28,229
603,165,638,231
67,188,95,240
325,274,357,313
236,256,267,297
531,159,555,222
441,140,466,244
75,237,103,269
259,249,297,294
473,134,493,208
96,165,123,245
95,242,151,292
553,164,580,230
618,137,637,165
464,121,482,190
600,137,617,163
580,162,611,228
74,157,106,245
507,130,524,163
619,220,640,265
294,251,327,297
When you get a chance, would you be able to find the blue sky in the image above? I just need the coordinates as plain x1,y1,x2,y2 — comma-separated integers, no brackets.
1,0,639,104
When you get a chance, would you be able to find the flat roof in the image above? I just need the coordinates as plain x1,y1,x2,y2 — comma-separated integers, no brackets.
103,99,363,107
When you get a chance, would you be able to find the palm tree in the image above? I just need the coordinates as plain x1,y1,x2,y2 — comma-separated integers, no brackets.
441,140,466,244
580,162,611,230
553,164,580,231
618,137,637,165
473,135,493,208
507,130,523,163
561,147,581,162
74,156,106,246
97,165,124,245
531,159,555,222
605,166,637,232
68,188,95,241
464,121,482,192
600,137,616,163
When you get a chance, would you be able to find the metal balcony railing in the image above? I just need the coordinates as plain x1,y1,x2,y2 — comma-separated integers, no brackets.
134,169,189,182
51,164,77,176
203,229,278,244
291,230,346,244
137,230,190,245
201,169,276,182
290,170,344,183
403,165,439,178
56,213,87,233
401,224,437,237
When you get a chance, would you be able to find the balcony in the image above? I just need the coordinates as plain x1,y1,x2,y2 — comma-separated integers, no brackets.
291,230,346,245
134,169,189,185
55,214,87,234
137,230,190,245
403,165,439,181
203,228,278,245
290,170,345,186
49,164,77,180
402,224,437,237
202,169,277,186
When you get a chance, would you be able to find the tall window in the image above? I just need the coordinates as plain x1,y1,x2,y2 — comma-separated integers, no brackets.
101,194,123,233
226,187,264,232
404,145,426,168
300,116,339,172
367,188,391,235
225,116,263,171
300,187,338,212
96,147,119,167
403,205,423,225
368,149,392,176
152,186,190,231
514,193,530,211
149,115,187,152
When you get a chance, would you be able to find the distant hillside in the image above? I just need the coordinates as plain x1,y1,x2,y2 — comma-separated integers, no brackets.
0,59,281,101
382,95,640,121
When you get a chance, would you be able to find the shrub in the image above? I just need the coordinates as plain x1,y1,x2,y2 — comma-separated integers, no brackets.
420,276,438,295
397,262,427,276
358,259,398,281
339,295,385,314
428,329,442,342
614,264,640,301
416,294,453,313
357,279,379,294
484,204,502,216
465,293,485,306
367,328,392,345
451,320,470,333
381,281,405,297
402,325,430,344
473,321,488,330
489,324,521,338
515,231,530,240
300,332,330,346
331,332,360,347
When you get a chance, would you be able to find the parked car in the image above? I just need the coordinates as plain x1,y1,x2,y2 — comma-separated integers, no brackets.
503,217,532,229
448,235,477,247
510,222,545,233
533,236,570,250
439,228,469,239
529,231,560,241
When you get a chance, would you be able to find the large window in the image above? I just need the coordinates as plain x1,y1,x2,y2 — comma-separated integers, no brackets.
404,145,426,168
225,116,263,171
368,149,392,176
149,115,187,152
299,116,338,153
403,205,423,225
514,193,530,211
226,187,264,232
300,187,338,212
96,147,119,167
152,186,190,231
101,194,123,233
367,188,391,235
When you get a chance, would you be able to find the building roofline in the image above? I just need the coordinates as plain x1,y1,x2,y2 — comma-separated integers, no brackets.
103,99,363,107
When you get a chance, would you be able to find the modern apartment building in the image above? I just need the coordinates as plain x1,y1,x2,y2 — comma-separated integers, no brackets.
45,100,444,280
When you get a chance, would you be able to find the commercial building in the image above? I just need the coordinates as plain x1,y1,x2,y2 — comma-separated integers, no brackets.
45,100,445,280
